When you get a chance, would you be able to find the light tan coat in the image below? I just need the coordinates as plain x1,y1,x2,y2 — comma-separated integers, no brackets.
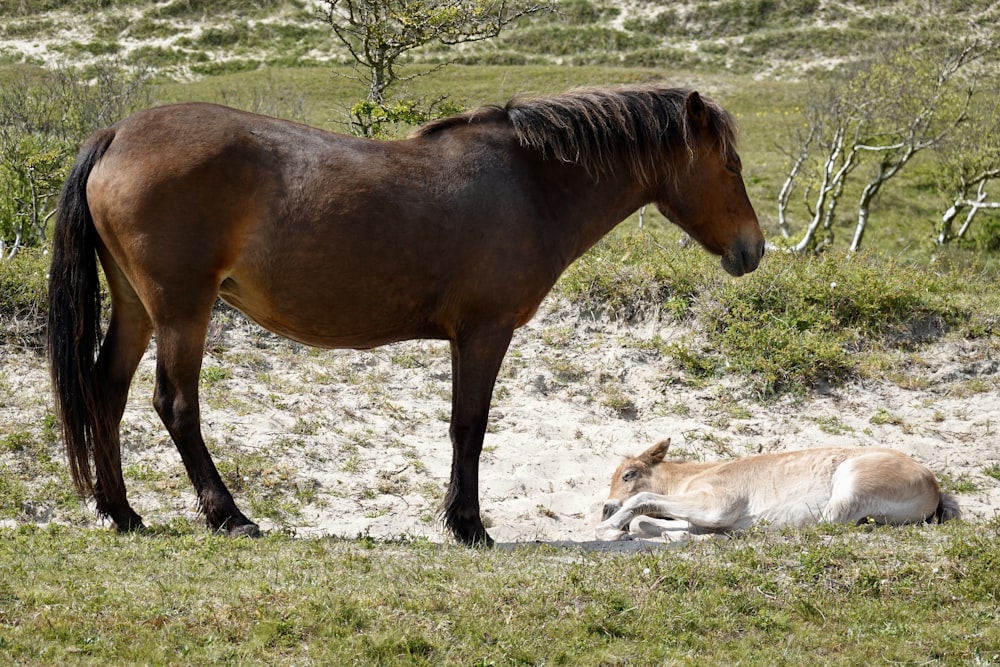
596,439,960,541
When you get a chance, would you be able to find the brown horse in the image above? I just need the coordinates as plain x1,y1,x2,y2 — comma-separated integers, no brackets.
48,85,764,545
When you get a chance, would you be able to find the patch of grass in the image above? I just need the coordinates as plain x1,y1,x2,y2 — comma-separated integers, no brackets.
558,230,998,398
808,415,853,436
199,365,231,388
869,408,903,426
600,383,637,418
940,472,979,495
558,230,713,322
0,521,997,664
542,354,587,384
500,25,658,60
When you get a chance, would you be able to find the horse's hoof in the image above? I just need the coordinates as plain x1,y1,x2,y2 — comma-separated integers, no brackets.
226,523,261,538
451,524,494,547
444,511,494,547
454,528,494,548
110,513,146,533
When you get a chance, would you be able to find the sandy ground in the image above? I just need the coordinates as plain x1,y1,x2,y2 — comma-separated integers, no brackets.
2,298,998,546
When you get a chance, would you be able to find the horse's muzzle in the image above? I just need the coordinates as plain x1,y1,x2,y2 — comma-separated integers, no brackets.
721,234,765,277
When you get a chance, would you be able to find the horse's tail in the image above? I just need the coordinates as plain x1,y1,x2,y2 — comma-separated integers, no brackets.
934,491,962,523
47,129,116,501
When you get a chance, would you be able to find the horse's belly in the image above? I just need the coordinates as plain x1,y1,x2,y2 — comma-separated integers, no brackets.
218,280,446,349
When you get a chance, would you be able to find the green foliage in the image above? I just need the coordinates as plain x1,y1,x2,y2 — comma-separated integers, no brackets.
501,25,657,59
350,96,463,138
555,0,619,24
0,247,48,346
0,61,151,257
0,0,148,15
558,229,996,397
558,230,715,321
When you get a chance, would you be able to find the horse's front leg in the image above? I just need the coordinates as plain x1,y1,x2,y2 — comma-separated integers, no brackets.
443,327,514,547
153,317,259,537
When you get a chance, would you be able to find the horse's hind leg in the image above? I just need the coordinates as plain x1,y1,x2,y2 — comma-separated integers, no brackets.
152,305,259,537
91,288,153,531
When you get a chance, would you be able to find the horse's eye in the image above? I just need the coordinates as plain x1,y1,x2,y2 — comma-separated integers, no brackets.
622,469,638,482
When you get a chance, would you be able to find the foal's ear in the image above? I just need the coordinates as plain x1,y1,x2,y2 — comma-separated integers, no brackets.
643,438,671,463
685,91,708,129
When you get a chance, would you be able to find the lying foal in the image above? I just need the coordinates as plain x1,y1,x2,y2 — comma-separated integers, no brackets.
596,439,960,541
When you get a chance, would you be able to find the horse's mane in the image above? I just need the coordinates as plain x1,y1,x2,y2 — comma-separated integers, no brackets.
412,85,740,187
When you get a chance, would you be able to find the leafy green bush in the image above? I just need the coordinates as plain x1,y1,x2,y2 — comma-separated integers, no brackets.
0,61,151,258
0,247,49,346
557,230,995,397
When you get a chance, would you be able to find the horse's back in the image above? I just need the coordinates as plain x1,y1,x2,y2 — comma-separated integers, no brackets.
83,102,560,348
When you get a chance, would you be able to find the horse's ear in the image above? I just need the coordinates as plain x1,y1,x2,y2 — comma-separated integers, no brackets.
643,438,671,463
685,91,708,129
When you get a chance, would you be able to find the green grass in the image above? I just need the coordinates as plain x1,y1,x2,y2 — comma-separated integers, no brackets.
0,521,998,665
556,228,998,397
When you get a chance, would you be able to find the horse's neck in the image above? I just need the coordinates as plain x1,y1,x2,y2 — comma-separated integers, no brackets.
547,166,652,263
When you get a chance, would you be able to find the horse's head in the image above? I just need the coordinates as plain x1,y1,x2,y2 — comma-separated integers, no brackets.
654,91,765,277
601,438,673,521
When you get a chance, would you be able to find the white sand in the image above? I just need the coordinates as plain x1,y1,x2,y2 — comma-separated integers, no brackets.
3,299,997,545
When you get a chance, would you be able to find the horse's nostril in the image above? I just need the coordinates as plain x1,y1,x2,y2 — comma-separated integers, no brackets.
601,502,620,521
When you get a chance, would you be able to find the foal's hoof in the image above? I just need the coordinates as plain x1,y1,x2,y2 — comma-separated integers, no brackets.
594,524,632,542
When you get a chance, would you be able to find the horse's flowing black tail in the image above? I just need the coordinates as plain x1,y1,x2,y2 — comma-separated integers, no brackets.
48,129,116,501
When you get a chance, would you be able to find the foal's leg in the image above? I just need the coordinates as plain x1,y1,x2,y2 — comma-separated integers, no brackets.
152,310,259,537
596,491,742,541
443,327,514,546
90,269,153,531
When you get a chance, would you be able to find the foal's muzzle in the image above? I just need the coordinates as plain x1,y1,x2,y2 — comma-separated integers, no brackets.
601,500,622,521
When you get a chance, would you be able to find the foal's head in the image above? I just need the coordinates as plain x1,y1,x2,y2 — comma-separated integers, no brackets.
601,438,673,521
653,91,765,278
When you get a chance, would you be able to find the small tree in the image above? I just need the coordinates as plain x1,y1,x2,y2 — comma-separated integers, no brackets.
321,0,552,136
777,42,981,252
934,77,1000,246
